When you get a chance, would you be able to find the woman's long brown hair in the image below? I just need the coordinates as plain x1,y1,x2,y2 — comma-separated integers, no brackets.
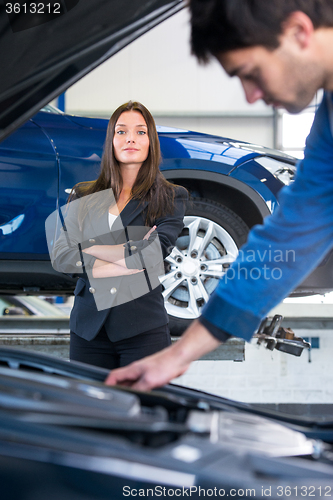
71,101,179,227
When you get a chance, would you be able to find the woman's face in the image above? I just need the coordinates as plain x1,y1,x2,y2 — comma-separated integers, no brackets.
113,110,150,169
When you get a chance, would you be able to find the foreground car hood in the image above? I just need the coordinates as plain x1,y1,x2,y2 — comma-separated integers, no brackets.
1,347,333,499
0,0,184,142
0,348,333,488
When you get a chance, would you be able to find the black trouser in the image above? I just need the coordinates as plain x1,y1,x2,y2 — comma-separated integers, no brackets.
70,324,171,370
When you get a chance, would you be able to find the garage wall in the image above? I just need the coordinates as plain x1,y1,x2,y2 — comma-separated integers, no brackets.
176,331,333,404
64,8,274,147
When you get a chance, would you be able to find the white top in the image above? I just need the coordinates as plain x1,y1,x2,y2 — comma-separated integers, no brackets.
108,212,117,230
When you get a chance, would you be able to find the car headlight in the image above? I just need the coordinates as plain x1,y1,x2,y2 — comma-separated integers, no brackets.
255,157,296,185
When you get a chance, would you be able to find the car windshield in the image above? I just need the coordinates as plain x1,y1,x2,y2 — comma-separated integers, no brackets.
41,104,62,114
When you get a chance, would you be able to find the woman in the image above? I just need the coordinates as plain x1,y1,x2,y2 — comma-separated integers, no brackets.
52,101,188,369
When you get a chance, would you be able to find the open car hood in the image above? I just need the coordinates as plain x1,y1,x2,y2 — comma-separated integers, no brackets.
0,0,184,142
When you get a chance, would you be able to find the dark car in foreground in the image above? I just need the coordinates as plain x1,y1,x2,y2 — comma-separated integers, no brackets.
0,346,333,500
1,104,333,333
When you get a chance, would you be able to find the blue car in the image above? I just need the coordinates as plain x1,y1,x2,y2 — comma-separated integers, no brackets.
1,104,332,334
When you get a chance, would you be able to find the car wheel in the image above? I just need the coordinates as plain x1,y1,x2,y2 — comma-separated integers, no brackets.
161,198,249,335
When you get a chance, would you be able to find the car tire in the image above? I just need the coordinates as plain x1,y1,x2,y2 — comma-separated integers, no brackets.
161,198,249,336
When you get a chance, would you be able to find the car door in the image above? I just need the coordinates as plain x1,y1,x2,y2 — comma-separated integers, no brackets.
0,119,58,258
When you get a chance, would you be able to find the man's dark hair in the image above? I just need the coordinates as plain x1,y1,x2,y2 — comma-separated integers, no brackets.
189,0,333,63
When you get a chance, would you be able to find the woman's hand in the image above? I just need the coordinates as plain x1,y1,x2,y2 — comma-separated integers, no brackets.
82,243,125,263
143,225,157,240
92,259,144,278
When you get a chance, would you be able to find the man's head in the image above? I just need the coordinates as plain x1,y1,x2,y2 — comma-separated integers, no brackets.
189,0,333,112
190,0,333,62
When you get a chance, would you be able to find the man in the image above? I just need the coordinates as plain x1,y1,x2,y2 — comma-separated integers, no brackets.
105,0,333,390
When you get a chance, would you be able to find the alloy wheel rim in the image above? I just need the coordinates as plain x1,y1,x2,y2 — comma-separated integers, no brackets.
160,216,239,320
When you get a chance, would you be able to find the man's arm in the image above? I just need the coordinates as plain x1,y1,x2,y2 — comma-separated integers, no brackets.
105,320,221,390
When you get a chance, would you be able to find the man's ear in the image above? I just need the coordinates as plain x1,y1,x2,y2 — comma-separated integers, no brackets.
281,11,314,49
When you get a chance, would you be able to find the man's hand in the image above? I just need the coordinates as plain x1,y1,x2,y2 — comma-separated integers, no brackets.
105,320,221,391
104,346,189,390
